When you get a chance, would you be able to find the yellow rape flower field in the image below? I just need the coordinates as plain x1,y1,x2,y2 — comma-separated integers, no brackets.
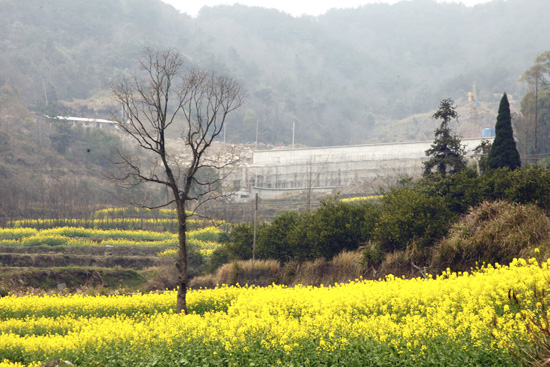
1,258,547,366
0,226,224,256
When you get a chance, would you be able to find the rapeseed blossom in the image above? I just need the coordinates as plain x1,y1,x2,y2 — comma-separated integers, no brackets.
0,226,224,252
340,195,382,203
1,258,547,366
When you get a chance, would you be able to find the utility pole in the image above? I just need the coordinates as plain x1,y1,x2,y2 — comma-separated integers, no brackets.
42,79,48,106
253,193,258,261
255,118,259,149
292,121,295,149
534,77,539,164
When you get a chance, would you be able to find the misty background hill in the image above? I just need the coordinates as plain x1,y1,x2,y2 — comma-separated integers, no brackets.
0,0,548,147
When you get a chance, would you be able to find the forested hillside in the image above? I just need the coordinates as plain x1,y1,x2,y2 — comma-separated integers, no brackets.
1,0,548,147
0,82,150,222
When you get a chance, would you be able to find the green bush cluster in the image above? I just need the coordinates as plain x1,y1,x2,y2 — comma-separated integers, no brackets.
211,197,377,271
215,166,550,271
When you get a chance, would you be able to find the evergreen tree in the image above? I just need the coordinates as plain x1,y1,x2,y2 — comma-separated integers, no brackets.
424,99,466,178
487,93,521,170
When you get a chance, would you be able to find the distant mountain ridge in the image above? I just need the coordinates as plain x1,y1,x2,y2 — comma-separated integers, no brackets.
0,0,548,146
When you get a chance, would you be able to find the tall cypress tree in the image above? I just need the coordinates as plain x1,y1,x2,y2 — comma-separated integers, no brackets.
487,93,521,170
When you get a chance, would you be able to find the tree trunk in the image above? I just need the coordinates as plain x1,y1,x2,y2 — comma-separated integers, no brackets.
176,206,188,314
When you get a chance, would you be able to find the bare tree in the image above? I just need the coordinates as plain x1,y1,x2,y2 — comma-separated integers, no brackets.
110,48,243,314
520,51,550,164
512,112,530,165
304,157,327,213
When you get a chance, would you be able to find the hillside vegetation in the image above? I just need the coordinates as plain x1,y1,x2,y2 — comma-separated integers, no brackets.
1,0,548,147
0,82,167,223
2,0,549,222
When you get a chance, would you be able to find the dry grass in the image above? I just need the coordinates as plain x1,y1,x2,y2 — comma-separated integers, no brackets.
145,262,179,291
287,251,365,286
190,259,281,288
289,258,331,286
379,250,411,278
431,200,550,273
191,252,368,288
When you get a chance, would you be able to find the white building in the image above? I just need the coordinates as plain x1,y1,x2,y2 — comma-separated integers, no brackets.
54,116,119,129
226,137,493,199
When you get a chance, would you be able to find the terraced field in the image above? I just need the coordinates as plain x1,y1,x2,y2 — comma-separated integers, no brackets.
0,209,227,293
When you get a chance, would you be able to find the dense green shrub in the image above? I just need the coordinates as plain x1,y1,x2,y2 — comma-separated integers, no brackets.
285,212,316,262
217,222,258,261
221,196,379,265
476,168,513,202
206,246,233,274
417,168,481,214
417,166,550,214
257,211,300,263
290,197,378,260
374,186,454,253
504,166,550,209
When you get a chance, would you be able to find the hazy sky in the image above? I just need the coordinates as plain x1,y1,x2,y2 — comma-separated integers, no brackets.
161,0,495,17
